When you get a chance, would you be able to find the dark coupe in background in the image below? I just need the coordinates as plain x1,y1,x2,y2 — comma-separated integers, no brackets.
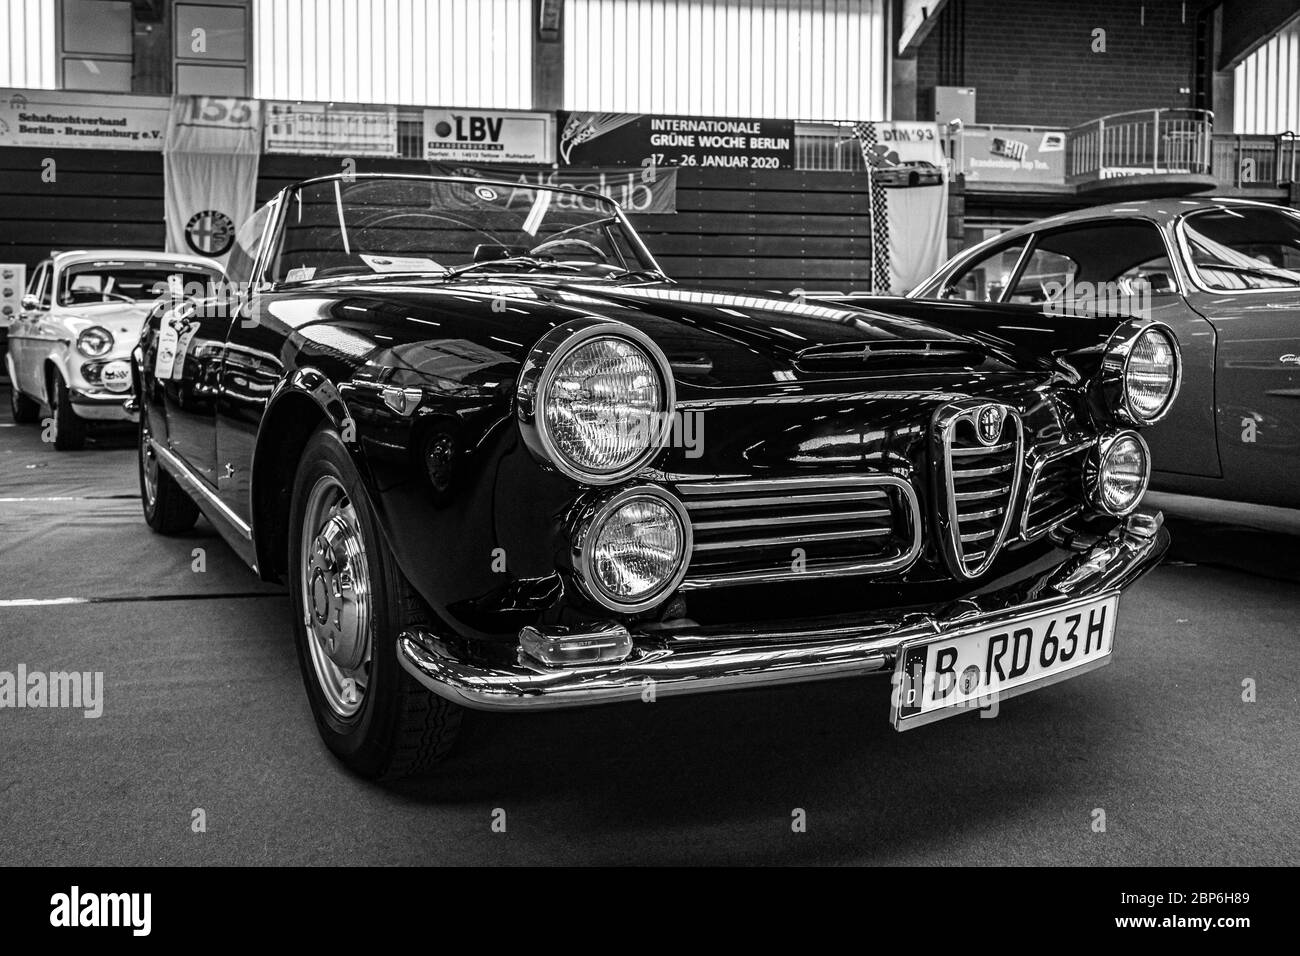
909,198,1300,509
133,174,1176,780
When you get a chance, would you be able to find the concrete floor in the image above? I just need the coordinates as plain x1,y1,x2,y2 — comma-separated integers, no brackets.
1,395,1297,865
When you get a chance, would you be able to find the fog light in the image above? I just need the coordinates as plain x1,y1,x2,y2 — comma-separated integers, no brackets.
571,485,692,613
1088,432,1150,516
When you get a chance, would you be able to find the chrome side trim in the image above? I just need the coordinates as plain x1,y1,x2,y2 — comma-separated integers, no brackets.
675,474,923,588
397,511,1169,712
150,438,252,541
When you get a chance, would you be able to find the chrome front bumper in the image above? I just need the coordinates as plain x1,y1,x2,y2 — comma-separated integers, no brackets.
70,387,136,421
398,510,1170,712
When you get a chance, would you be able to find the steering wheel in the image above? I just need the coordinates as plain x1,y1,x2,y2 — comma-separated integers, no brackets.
528,238,608,262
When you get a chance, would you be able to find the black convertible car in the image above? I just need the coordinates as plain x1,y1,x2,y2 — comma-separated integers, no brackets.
132,174,1175,779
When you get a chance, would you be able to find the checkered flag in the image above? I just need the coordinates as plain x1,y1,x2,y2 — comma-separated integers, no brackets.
853,122,892,294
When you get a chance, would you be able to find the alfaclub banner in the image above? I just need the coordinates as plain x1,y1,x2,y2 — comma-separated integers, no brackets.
164,97,263,266
427,162,678,214
558,111,795,170
0,88,169,150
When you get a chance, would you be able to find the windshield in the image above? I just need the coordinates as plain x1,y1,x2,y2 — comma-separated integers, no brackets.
59,261,218,306
268,177,658,284
1182,207,1300,291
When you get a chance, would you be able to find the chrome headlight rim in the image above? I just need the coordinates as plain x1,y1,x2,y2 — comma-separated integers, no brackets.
76,325,115,358
569,483,693,614
1086,430,1151,517
1099,321,1182,426
517,317,677,486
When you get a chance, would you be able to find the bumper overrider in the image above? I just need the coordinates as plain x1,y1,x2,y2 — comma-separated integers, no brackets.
399,509,1169,713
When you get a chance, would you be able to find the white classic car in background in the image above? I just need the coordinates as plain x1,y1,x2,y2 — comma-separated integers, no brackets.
6,250,221,450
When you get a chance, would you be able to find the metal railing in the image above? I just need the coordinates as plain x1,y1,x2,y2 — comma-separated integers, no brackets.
794,122,866,171
1212,132,1299,186
1065,108,1213,182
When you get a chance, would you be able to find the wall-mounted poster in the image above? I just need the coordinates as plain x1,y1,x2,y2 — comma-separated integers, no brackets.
423,109,555,164
960,126,1066,185
558,112,795,169
0,89,169,151
1,263,26,330
264,101,398,156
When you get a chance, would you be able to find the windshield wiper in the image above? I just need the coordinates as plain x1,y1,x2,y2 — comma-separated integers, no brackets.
609,267,666,282
441,256,585,279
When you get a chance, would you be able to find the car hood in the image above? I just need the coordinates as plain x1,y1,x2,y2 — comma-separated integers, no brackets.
287,277,1048,394
54,301,155,340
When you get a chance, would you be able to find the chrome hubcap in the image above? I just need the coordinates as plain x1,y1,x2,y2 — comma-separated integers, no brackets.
300,476,372,718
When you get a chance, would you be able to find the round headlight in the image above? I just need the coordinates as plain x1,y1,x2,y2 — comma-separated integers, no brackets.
1125,327,1178,421
518,320,675,484
77,326,114,358
1089,432,1151,516
574,486,692,612
1100,322,1180,425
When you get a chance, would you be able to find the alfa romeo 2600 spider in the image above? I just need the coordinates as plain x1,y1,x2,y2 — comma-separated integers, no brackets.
132,174,1174,779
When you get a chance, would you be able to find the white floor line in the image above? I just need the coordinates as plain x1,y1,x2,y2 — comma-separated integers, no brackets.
0,597,89,607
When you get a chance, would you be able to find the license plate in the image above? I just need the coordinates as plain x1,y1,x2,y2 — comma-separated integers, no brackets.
891,593,1119,730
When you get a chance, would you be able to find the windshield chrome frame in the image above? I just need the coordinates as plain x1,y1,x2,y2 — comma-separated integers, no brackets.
254,173,667,290
1175,204,1300,297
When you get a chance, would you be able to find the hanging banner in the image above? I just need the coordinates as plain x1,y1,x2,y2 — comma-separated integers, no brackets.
164,96,263,266
0,89,169,151
853,120,949,294
558,111,795,170
426,163,677,214
264,101,398,156
423,108,554,163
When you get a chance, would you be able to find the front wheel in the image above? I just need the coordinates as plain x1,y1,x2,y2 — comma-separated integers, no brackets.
49,371,86,450
289,426,462,780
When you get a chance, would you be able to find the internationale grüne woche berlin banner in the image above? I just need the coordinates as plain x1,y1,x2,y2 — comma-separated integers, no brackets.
163,96,263,266
853,120,949,294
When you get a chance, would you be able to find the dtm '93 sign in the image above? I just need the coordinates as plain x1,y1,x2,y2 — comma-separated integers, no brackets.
558,112,794,169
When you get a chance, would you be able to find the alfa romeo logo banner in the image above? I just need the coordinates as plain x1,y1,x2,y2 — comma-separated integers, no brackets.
852,121,949,294
163,96,263,265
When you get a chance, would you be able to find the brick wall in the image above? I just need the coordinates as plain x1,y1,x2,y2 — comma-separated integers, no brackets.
916,0,1198,128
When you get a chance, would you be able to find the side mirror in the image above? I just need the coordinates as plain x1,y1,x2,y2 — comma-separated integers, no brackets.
21,293,39,311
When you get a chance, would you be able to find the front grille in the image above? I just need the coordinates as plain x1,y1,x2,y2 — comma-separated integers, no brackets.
674,475,921,587
1021,442,1093,539
933,402,1024,579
